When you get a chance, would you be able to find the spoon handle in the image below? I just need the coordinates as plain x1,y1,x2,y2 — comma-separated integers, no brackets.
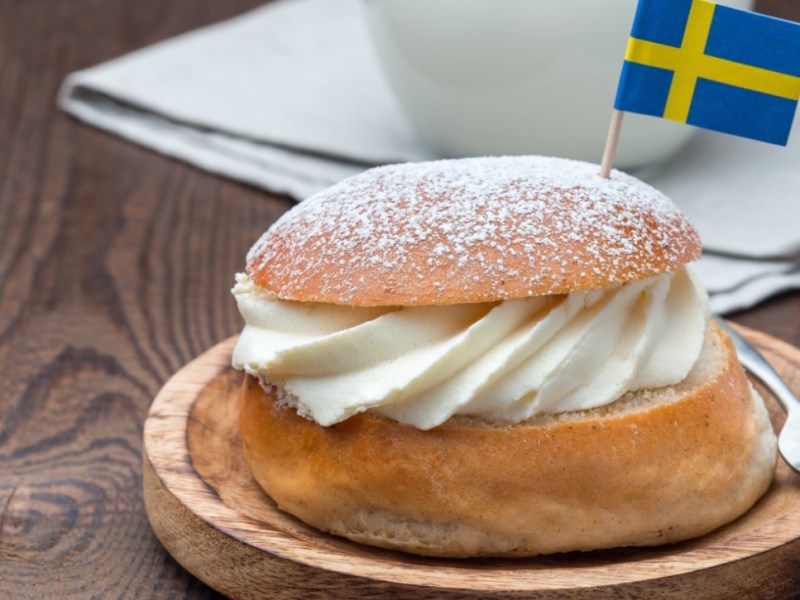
714,317,800,473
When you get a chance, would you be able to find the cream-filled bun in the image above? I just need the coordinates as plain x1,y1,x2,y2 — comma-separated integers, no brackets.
232,156,777,557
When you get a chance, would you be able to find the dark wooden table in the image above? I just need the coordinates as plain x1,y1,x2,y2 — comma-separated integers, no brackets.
1,1,799,598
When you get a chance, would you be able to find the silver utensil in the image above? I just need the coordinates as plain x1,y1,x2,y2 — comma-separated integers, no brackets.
714,317,800,474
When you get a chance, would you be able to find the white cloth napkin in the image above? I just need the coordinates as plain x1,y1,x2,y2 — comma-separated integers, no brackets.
58,0,800,315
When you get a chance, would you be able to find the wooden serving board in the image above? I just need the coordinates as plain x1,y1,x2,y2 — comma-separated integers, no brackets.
143,326,800,599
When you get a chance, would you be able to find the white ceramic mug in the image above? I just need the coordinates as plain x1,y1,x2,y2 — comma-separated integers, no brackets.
362,0,753,169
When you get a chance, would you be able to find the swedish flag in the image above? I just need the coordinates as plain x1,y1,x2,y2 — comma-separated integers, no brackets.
615,0,800,145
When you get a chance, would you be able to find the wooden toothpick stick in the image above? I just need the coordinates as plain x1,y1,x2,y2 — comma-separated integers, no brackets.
599,109,625,179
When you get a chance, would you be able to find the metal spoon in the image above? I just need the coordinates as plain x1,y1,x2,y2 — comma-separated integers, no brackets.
714,317,800,474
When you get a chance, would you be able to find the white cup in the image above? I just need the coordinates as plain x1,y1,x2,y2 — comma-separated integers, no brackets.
362,0,753,169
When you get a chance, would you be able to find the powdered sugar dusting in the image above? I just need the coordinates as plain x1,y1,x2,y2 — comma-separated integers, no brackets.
247,156,701,306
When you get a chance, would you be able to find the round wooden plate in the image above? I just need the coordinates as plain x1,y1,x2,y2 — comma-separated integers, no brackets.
143,326,800,599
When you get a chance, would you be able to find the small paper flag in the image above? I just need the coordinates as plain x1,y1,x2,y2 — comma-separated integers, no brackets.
615,0,800,145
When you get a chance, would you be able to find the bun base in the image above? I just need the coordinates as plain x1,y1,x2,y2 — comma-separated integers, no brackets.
239,322,777,557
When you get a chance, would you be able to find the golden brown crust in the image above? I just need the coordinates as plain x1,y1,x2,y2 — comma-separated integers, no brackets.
239,322,776,557
245,157,701,307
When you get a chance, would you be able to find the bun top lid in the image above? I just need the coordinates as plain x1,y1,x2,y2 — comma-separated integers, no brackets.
246,156,701,306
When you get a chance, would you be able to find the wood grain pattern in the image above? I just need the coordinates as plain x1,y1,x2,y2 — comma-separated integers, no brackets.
0,0,798,598
0,2,285,598
143,328,800,600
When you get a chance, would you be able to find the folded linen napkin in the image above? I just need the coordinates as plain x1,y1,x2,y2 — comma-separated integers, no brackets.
59,0,435,199
59,0,800,315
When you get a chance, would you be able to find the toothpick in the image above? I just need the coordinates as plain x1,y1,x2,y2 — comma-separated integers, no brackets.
599,109,625,179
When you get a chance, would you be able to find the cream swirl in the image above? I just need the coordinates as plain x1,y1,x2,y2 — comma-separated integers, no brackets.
232,268,709,430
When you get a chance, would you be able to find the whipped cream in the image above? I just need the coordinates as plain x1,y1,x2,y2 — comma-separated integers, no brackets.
232,268,709,430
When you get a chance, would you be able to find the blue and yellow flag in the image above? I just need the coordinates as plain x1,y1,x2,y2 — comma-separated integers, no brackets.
615,0,800,145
